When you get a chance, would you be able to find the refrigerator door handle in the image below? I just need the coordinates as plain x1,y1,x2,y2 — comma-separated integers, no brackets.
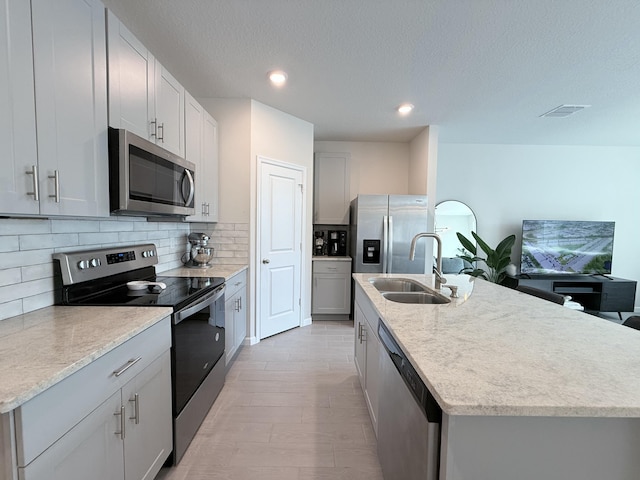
388,215,393,273
382,215,388,273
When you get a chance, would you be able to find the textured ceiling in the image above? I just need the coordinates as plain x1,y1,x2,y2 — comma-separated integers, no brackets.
102,0,640,145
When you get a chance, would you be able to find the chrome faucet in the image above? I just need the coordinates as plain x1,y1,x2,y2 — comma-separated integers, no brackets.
409,232,447,290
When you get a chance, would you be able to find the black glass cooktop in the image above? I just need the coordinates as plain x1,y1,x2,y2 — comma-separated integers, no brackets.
62,268,224,310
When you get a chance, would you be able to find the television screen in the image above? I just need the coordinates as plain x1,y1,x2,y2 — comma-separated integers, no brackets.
520,220,615,275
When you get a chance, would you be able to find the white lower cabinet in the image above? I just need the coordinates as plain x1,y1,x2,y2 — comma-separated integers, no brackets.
12,318,172,480
353,283,381,435
312,259,352,316
225,270,247,365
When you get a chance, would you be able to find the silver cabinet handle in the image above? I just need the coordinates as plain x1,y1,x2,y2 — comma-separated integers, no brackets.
183,169,195,206
113,357,142,377
239,296,242,311
150,118,158,138
262,259,270,264
129,393,140,424
157,123,164,142
114,405,125,439
48,170,60,203
26,165,39,201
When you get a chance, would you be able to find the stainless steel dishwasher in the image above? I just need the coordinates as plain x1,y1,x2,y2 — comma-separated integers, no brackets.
377,320,442,480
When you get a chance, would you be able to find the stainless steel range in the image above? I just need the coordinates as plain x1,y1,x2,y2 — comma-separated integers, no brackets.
54,243,225,464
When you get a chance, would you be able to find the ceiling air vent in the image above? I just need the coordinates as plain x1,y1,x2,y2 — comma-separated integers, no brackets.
540,104,591,118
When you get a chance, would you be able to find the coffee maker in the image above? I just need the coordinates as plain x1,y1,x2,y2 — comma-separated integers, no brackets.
328,230,347,256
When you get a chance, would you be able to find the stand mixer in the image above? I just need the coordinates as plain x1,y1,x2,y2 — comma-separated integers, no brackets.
183,233,214,268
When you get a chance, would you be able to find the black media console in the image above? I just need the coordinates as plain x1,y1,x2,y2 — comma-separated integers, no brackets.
504,275,637,314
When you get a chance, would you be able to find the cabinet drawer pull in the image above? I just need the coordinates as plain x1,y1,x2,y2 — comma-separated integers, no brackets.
157,123,164,142
129,393,140,424
26,165,39,201
113,357,142,377
114,405,125,439
48,170,60,203
150,118,158,137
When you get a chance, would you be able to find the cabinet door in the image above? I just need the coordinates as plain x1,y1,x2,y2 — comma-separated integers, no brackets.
122,351,172,480
185,92,205,221
19,391,123,480
363,320,380,432
313,153,350,224
312,273,351,314
106,10,154,140
0,0,39,215
31,0,109,217
224,293,237,365
154,64,184,157
202,111,219,221
234,286,247,349
354,302,366,387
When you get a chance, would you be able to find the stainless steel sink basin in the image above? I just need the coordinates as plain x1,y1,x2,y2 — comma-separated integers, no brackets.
370,278,428,293
381,292,451,305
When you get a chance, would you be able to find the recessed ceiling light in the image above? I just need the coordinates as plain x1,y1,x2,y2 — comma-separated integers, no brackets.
397,103,414,115
268,70,288,86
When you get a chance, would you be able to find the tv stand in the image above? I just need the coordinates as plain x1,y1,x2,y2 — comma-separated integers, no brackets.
505,274,637,315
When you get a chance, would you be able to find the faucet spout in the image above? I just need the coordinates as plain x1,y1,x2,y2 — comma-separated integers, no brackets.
409,232,447,289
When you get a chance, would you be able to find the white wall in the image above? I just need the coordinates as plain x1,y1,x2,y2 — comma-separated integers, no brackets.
437,143,640,309
314,141,410,199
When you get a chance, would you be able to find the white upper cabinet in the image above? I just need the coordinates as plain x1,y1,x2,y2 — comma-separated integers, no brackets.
107,11,185,158
313,152,351,224
186,93,219,223
106,10,154,140
0,0,109,217
0,0,39,215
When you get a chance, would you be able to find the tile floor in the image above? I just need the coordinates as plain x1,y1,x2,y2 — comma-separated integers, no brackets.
155,320,383,480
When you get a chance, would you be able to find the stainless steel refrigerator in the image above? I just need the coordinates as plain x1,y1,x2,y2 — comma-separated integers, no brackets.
351,194,429,274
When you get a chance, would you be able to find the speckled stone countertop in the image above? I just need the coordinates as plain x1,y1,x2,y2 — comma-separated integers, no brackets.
0,306,172,414
354,273,640,418
163,264,247,279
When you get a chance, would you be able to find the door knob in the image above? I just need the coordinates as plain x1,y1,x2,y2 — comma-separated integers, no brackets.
262,259,270,264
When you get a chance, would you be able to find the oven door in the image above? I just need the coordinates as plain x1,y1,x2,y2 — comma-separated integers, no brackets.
172,284,225,415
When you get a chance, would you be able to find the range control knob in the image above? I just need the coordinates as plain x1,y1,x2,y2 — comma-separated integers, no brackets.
78,260,90,270
90,258,101,268
142,250,149,258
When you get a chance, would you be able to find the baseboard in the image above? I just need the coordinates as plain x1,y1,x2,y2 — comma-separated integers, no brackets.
301,315,312,327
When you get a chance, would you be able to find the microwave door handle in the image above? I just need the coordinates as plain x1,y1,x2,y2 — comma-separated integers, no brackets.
182,169,195,206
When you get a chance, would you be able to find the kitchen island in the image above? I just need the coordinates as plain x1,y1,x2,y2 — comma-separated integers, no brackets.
354,273,640,480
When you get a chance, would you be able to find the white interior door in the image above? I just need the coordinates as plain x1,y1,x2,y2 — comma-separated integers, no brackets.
259,159,303,339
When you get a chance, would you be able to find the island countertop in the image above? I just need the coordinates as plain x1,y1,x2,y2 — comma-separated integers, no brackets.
354,273,640,418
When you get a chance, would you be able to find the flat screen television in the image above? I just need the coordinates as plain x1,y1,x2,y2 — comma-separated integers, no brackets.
520,220,615,275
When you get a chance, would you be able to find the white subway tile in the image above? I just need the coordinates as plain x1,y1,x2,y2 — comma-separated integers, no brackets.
0,268,22,287
133,222,159,232
118,232,148,243
51,219,100,233
20,233,78,251
0,299,23,322
99,220,134,232
0,249,54,268
0,218,50,235
0,278,54,304
78,232,119,245
22,291,56,314
0,236,19,252
21,263,55,282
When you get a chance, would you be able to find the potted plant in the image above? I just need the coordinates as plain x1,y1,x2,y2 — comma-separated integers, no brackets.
456,231,516,284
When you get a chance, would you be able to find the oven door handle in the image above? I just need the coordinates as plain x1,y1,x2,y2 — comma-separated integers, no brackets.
173,284,225,325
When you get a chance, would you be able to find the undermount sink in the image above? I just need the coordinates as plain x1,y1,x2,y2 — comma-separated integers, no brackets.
381,292,451,305
370,278,429,293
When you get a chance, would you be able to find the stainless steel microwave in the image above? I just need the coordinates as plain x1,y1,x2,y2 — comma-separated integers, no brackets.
109,128,195,217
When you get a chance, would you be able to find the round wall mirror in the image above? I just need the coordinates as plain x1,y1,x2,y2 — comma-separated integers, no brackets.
434,200,477,259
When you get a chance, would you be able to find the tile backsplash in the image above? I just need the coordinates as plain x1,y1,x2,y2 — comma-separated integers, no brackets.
0,217,249,322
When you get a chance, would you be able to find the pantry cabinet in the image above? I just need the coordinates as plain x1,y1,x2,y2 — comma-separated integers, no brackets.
225,270,247,365
107,11,185,157
185,94,219,222
0,0,109,217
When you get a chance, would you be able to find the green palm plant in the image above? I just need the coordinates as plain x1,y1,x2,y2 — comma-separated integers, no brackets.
456,231,516,284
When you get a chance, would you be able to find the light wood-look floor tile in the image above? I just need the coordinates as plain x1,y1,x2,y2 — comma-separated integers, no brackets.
155,320,382,480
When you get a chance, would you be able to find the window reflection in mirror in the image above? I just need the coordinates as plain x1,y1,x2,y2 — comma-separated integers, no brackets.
434,200,477,259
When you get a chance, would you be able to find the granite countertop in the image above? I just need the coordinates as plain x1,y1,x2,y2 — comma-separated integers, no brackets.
354,273,640,418
0,306,172,414
162,264,247,279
